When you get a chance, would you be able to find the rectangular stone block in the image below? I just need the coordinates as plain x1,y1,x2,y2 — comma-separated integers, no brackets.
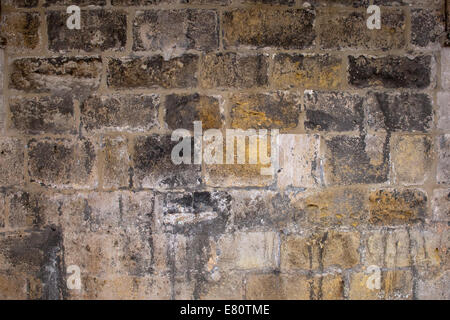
102,136,130,190
230,92,301,130
28,138,98,189
324,134,389,185
9,95,75,135
391,135,432,185
348,55,432,89
10,57,102,94
349,270,413,300
47,10,126,53
432,189,450,222
200,53,268,89
271,54,343,89
437,92,450,130
365,229,411,268
198,272,245,300
45,0,106,5
165,94,223,131
303,91,364,132
0,12,40,53
277,134,320,188
81,94,160,133
107,55,198,89
367,92,433,132
318,9,405,50
133,10,218,53
132,135,201,189
369,189,427,225
3,0,39,7
290,187,369,228
0,193,4,229
246,274,310,300
216,232,278,270
112,0,176,4
0,137,24,187
240,0,295,5
411,9,445,48
437,135,450,184
442,48,450,90
223,8,315,49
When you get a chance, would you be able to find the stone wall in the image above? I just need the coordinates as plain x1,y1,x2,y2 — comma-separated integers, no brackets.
0,0,448,300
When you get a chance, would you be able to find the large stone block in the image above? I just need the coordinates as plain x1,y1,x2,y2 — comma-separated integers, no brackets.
0,137,24,187
411,9,445,48
223,8,315,49
101,136,130,189
0,12,40,53
437,135,450,184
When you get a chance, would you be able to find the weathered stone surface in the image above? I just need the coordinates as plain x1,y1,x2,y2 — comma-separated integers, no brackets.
230,190,300,232
324,134,389,185
417,271,450,300
365,229,411,268
216,232,278,270
47,10,126,53
158,190,231,235
411,9,445,48
437,92,450,130
240,0,295,5
318,9,405,50
246,273,310,299
374,0,442,6
432,189,450,222
0,227,65,300
10,57,102,94
223,8,315,49
230,92,301,130
437,135,450,184
165,94,223,131
45,0,106,5
198,272,244,300
200,53,268,89
308,0,368,6
2,0,39,8
442,49,450,90
133,10,218,53
0,12,40,53
278,134,320,188
81,94,159,132
246,273,343,300
28,138,97,189
304,91,364,132
102,136,130,189
290,187,368,228
391,135,432,184
132,135,201,189
272,54,343,89
0,137,24,187
181,0,230,4
349,270,413,300
107,55,198,89
367,92,433,132
0,194,5,229
348,55,432,89
369,189,427,225
7,191,59,230
9,95,75,135
112,0,176,4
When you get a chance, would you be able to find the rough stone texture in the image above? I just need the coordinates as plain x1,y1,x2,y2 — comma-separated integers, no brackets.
28,138,98,189
437,135,450,184
369,189,427,225
0,12,40,53
223,8,315,49
133,10,218,53
81,94,160,133
272,54,343,89
324,134,389,185
0,0,448,301
348,55,432,89
411,9,445,48
366,92,433,132
165,94,223,131
318,9,406,50
304,91,364,132
230,92,301,130
10,57,102,95
107,55,198,89
9,95,75,135
278,134,320,188
0,137,24,187
391,135,432,184
200,53,269,89
47,10,126,53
